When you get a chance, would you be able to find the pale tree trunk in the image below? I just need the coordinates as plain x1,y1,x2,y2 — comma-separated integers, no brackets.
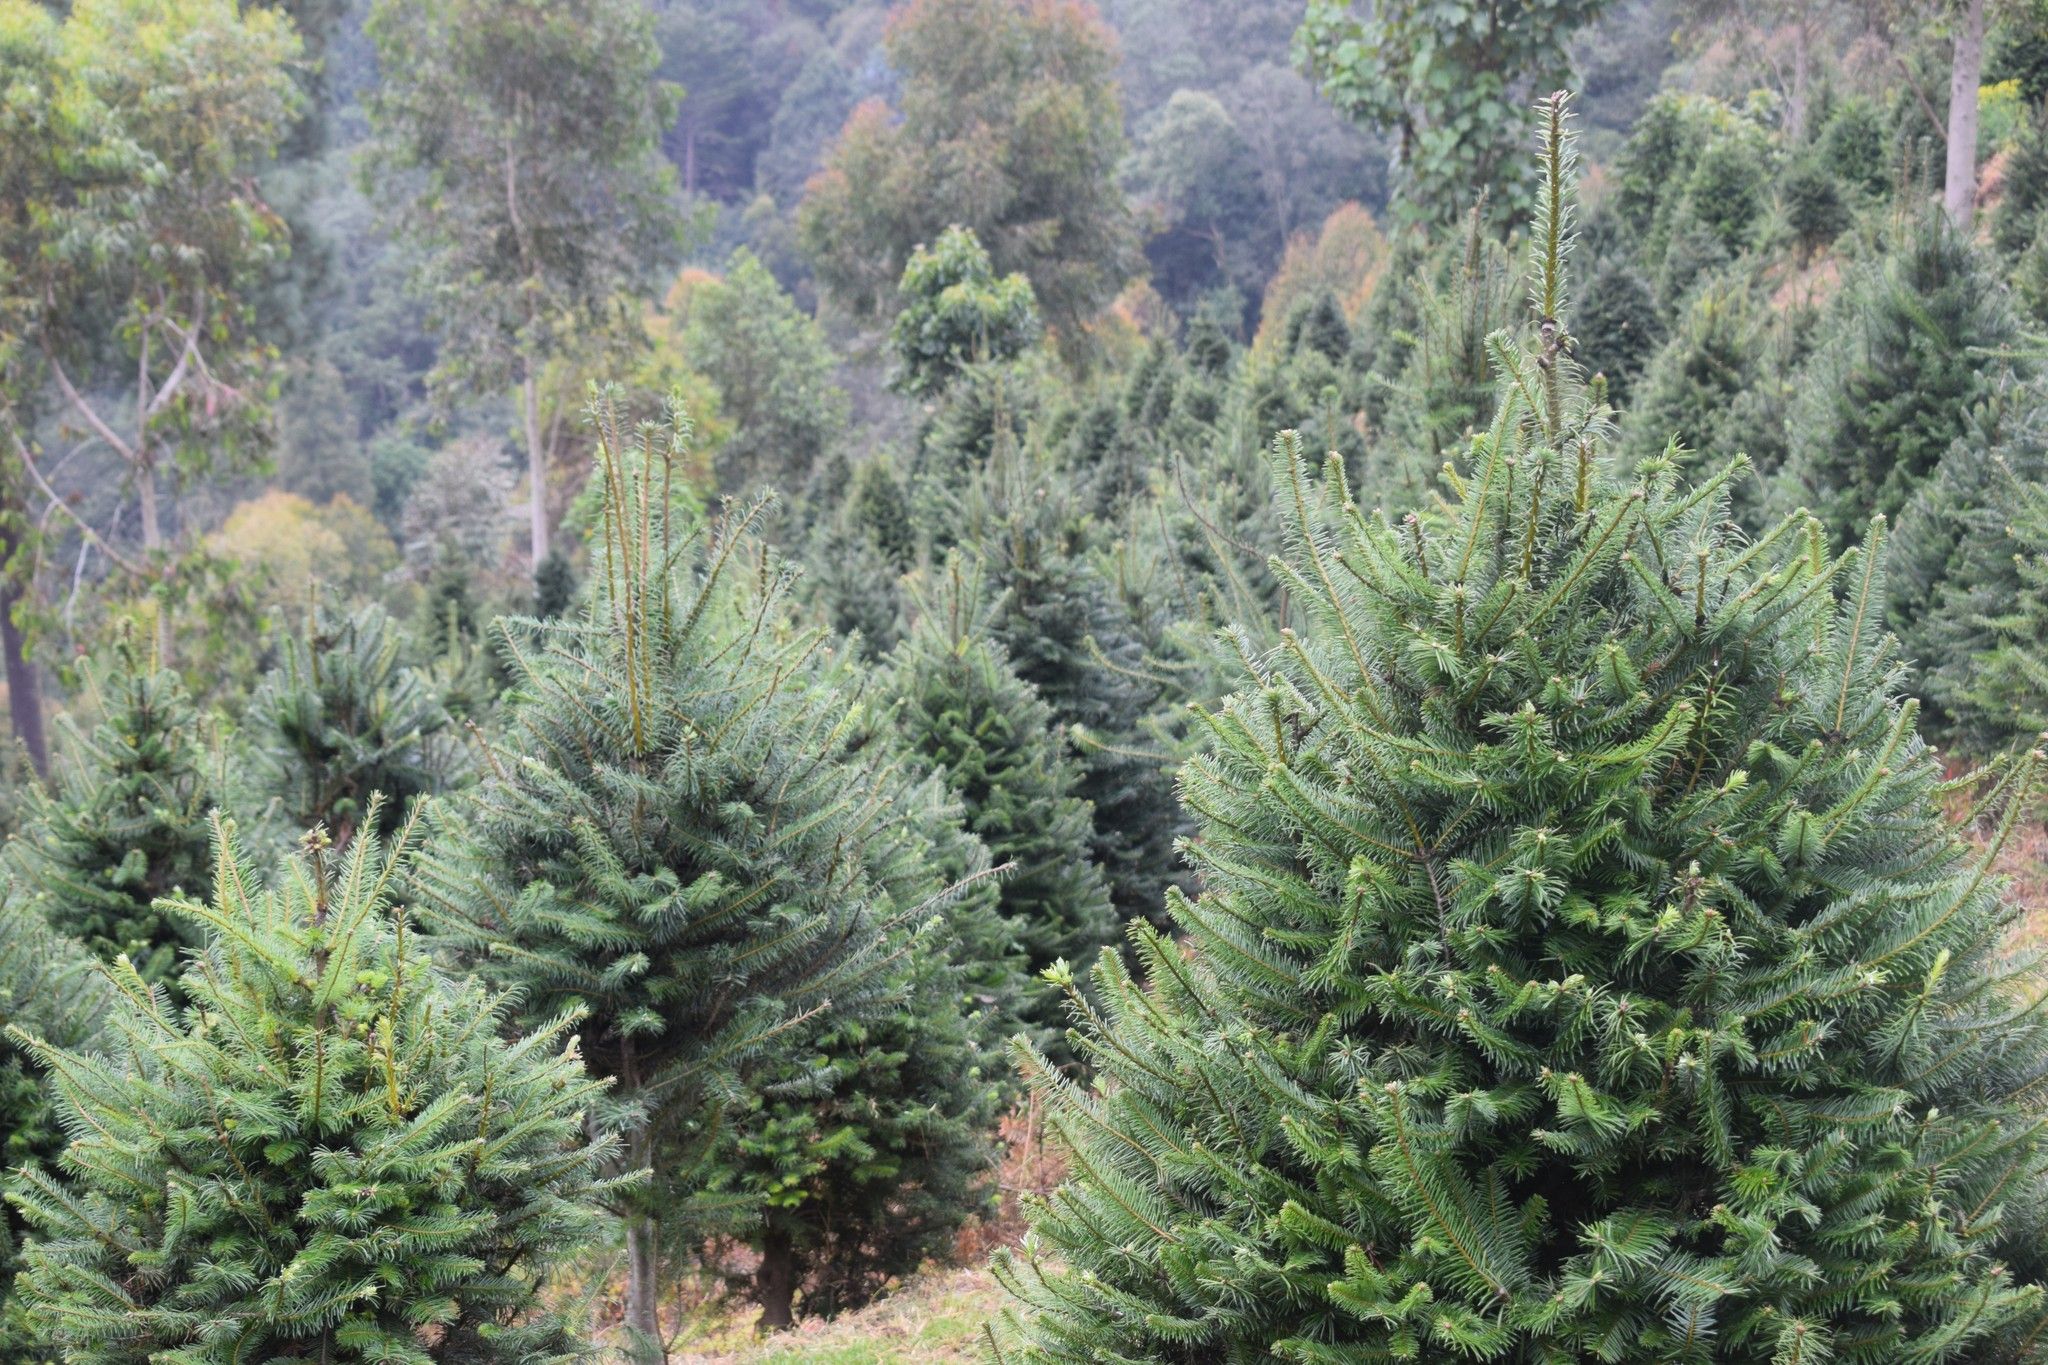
135,453,173,665
522,361,548,569
623,1202,663,1364
1947,0,1986,230
1788,7,1812,142
618,1039,663,1365
0,523,47,777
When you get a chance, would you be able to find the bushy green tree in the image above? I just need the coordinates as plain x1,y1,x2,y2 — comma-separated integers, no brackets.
1778,213,2019,547
890,226,1040,398
725,757,1014,1329
252,601,465,848
0,880,115,1362
992,94,2048,1364
6,811,621,1364
797,0,1136,341
6,651,221,990
684,248,848,496
1895,375,2048,757
890,556,1118,1018
1295,0,1611,225
410,393,908,1356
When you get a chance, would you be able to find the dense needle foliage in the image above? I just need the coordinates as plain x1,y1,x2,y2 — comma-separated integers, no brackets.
991,96,2048,1364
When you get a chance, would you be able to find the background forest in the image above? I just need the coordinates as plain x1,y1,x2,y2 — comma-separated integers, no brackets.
5,0,2048,1361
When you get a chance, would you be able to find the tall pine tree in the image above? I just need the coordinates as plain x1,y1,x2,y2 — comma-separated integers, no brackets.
991,95,2048,1364
7,808,621,1364
410,391,909,1358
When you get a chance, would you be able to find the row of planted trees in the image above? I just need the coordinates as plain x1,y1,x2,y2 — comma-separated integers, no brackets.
4,88,2048,1365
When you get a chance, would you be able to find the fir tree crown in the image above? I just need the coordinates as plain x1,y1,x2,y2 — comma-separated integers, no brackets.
991,94,2048,1364
7,805,622,1364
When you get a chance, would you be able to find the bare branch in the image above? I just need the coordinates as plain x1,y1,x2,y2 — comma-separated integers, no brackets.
42,345,137,464
3,418,148,579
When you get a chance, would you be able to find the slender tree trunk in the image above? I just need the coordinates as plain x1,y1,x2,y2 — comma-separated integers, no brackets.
134,449,174,665
1947,0,1986,230
684,122,697,198
1789,10,1811,143
522,361,548,569
0,526,47,777
623,1203,663,1363
754,1225,797,1332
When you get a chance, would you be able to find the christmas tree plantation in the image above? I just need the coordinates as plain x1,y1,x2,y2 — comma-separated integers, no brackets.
6,807,621,1364
991,96,2048,1365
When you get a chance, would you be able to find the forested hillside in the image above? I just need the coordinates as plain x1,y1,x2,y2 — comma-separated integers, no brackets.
4,0,2048,1360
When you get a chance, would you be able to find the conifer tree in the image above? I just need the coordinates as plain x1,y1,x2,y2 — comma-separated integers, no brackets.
253,601,465,848
0,880,115,1362
724,760,1013,1329
7,808,621,1364
1777,212,2020,547
890,555,1119,1021
6,649,221,991
410,391,908,1357
992,94,2048,1364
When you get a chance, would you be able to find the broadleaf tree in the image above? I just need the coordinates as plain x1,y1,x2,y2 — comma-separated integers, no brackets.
362,0,679,571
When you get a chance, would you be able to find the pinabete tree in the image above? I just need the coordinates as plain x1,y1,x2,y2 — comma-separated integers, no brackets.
5,647,222,995
990,94,2048,1364
409,389,913,1360
6,806,623,1364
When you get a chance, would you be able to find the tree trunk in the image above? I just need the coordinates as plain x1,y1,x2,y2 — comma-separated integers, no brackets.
1789,9,1811,143
0,534,47,777
754,1225,797,1332
522,363,548,569
133,449,175,665
623,1206,663,1363
1946,0,1986,230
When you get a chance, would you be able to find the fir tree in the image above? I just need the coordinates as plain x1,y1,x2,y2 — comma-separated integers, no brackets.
253,601,466,848
1897,376,2048,757
0,880,116,1363
7,808,621,1364
992,94,2048,1364
724,762,1013,1329
1777,212,2020,548
5,649,221,991
410,392,909,1356
532,549,576,619
889,555,1119,1021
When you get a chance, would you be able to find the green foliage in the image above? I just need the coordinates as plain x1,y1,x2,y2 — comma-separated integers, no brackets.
1778,214,2020,548
721,756,1014,1325
1894,376,2048,757
409,393,908,1235
252,600,466,846
1780,153,1852,258
8,812,621,1363
1572,258,1662,401
798,0,1136,341
992,94,2048,1364
1124,88,1281,310
890,556,1118,1018
531,551,576,619
361,0,678,395
0,880,116,1362
890,227,1040,398
1294,0,1611,226
6,652,221,990
684,249,848,495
